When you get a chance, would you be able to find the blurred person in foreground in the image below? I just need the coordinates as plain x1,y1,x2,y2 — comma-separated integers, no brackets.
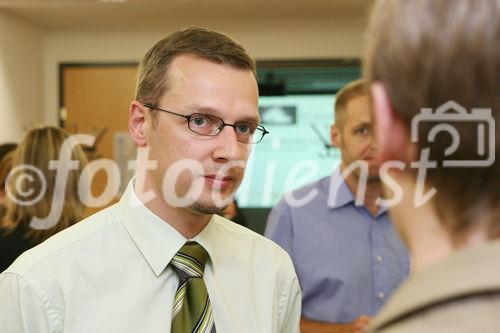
363,0,500,332
266,79,409,333
0,126,88,272
0,28,300,332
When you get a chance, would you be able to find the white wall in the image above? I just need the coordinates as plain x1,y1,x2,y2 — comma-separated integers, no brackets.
0,9,367,141
43,16,366,126
0,11,44,142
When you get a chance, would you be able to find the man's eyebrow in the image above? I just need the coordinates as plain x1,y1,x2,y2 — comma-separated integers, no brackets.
187,105,261,124
237,115,261,124
354,121,372,127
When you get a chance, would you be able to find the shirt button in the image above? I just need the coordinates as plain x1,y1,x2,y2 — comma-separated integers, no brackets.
378,292,385,299
376,255,383,262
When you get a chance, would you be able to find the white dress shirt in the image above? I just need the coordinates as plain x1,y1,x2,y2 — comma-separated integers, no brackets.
0,180,301,333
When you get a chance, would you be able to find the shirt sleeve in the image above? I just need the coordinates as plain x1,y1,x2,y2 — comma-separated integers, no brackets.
264,199,295,257
277,258,302,333
0,272,54,333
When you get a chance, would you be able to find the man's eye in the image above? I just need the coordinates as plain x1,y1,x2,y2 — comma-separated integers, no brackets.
192,116,209,127
356,127,369,135
235,123,255,134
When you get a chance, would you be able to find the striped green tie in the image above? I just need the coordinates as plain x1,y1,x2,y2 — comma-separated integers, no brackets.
170,241,215,333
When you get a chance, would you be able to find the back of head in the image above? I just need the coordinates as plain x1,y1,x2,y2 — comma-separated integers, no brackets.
365,0,500,239
0,151,15,195
1,126,89,243
135,26,256,109
0,144,17,220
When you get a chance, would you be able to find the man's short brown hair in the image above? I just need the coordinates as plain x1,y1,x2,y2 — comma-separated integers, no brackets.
135,26,256,117
334,79,368,129
364,0,500,239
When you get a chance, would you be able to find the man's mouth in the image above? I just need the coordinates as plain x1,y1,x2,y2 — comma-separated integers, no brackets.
204,175,234,189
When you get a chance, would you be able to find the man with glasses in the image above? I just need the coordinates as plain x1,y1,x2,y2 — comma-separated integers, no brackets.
142,104,269,145
0,27,301,332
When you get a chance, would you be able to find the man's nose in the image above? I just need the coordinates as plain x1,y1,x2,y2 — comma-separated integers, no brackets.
368,129,378,151
212,126,244,162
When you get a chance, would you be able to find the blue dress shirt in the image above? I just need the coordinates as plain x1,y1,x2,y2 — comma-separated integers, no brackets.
265,168,409,324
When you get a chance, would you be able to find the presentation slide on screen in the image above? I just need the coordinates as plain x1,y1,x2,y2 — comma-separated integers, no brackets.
237,95,342,208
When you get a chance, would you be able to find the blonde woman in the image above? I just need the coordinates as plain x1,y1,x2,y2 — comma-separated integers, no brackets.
0,126,88,272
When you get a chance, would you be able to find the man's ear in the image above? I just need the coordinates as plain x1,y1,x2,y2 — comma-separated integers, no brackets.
129,100,148,147
371,82,414,163
330,124,341,148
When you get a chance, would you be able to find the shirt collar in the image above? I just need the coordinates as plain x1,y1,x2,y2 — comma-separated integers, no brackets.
192,215,222,271
370,240,500,331
118,179,217,277
326,167,389,216
326,167,357,209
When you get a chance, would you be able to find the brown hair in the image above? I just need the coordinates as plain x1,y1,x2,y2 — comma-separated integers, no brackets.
365,0,500,240
0,150,15,194
0,143,17,163
334,79,368,129
1,127,89,243
135,26,256,125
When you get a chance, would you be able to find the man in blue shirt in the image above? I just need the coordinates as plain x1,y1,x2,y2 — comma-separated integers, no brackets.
265,79,409,333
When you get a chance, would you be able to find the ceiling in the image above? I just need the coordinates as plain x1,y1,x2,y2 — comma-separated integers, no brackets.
1,0,367,95
0,0,373,30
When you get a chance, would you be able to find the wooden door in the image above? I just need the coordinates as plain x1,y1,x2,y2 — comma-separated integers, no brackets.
61,64,138,215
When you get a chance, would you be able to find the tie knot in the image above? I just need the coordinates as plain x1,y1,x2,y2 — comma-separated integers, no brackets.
171,241,209,279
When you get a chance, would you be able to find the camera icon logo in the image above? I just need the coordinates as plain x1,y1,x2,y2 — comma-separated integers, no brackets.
411,101,495,167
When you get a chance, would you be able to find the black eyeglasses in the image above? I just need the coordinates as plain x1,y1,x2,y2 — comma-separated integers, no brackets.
144,104,269,144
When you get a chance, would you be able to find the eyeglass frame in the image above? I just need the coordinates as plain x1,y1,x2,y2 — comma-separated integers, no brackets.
143,103,269,144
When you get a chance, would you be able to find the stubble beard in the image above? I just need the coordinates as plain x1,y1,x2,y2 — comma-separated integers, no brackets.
190,201,227,215
188,186,236,216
